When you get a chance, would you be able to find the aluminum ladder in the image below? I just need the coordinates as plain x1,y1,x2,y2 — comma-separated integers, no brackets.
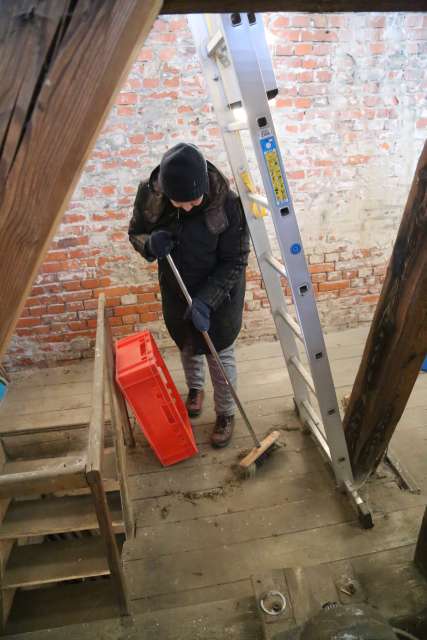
188,12,373,528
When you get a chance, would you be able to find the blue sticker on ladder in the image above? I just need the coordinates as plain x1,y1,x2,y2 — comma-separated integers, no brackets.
291,243,301,255
260,135,289,207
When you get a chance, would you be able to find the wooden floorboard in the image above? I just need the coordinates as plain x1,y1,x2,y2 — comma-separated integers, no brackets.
7,545,426,639
1,326,426,636
124,506,424,599
5,579,119,636
6,594,261,640
130,493,355,559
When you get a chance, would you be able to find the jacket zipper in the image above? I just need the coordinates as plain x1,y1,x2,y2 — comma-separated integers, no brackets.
176,209,185,302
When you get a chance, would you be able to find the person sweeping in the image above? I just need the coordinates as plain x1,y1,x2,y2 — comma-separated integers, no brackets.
128,143,250,449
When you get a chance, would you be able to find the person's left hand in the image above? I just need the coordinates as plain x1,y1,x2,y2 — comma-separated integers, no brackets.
185,298,211,332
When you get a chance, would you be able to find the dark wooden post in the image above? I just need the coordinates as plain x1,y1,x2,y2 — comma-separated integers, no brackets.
343,141,427,481
415,506,427,579
0,1,161,358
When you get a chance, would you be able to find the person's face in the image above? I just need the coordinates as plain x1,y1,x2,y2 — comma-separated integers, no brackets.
170,195,204,212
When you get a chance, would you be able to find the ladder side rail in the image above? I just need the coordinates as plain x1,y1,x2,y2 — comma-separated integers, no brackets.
188,14,313,415
220,13,353,487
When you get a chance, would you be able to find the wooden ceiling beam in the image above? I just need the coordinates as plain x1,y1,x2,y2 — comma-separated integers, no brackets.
161,1,426,12
0,0,161,358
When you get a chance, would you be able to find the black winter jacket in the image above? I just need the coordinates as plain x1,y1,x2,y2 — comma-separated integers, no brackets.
128,162,250,354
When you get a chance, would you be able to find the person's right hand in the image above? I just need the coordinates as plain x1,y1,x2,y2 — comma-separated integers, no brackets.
148,230,175,259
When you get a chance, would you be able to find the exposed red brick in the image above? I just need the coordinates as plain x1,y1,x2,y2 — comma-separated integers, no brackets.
346,155,371,165
270,15,289,29
62,291,93,302
68,321,88,331
121,314,140,324
329,15,346,28
16,318,42,328
282,29,301,42
302,30,338,42
83,299,99,310
291,16,310,27
63,281,81,291
140,312,158,322
112,326,133,337
138,47,153,62
55,236,89,249
66,301,84,312
370,42,385,54
370,16,386,28
361,294,380,304
288,170,305,179
294,97,312,109
318,280,350,292
47,304,65,314
116,92,137,105
276,97,293,108
275,44,293,56
81,278,110,290
309,263,335,273
137,293,157,303
115,305,140,316
29,306,46,317
117,106,135,117
295,43,313,55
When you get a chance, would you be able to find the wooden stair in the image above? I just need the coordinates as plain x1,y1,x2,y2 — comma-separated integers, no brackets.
0,447,119,500
0,295,135,631
0,492,124,540
4,536,121,588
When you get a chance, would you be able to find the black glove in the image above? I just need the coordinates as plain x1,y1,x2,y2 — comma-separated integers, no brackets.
185,298,211,332
147,230,174,259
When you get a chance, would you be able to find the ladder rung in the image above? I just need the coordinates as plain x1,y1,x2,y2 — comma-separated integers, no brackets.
263,253,287,278
247,192,269,208
206,30,224,57
277,308,303,342
227,120,249,132
300,400,331,459
289,356,315,394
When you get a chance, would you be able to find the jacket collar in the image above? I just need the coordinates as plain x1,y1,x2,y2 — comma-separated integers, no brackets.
145,161,230,234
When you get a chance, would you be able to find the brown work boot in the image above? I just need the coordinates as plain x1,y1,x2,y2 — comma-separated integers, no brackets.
211,414,235,448
186,388,204,417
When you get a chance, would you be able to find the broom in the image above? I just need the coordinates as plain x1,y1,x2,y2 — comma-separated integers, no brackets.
166,254,281,477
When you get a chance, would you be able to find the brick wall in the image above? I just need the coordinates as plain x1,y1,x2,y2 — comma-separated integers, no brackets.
5,12,427,368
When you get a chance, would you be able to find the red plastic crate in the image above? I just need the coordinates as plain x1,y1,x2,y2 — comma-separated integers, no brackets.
115,330,198,466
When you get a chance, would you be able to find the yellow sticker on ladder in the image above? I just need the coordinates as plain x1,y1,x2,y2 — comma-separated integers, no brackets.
260,135,288,206
239,170,268,218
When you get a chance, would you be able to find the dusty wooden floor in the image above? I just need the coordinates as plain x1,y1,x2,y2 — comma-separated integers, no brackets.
1,326,427,638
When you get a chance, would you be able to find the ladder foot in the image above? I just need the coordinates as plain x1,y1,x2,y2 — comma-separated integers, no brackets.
358,506,374,530
292,398,300,417
343,480,374,529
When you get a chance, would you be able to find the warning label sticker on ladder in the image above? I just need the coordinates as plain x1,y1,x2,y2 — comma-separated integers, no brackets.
260,135,288,207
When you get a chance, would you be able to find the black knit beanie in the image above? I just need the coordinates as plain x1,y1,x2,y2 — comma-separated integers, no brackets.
159,143,209,202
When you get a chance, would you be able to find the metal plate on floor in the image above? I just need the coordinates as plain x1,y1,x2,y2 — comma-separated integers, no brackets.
251,562,366,639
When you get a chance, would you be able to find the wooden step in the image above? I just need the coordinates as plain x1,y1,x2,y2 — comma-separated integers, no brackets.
0,454,87,498
4,535,120,588
0,492,124,540
0,448,119,499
